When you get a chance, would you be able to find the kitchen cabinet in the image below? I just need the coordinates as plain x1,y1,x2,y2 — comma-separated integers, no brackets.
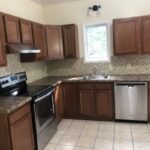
62,24,79,58
79,90,95,118
62,83,78,118
20,19,33,44
32,23,47,60
54,84,64,123
4,15,21,43
113,17,141,55
0,13,6,66
62,82,114,120
141,16,150,53
46,25,64,60
0,103,35,150
95,90,114,120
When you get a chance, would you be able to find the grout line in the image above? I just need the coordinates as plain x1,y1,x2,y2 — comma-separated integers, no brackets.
130,123,135,150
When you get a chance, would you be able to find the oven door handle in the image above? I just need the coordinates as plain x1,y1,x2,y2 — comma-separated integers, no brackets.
34,89,55,103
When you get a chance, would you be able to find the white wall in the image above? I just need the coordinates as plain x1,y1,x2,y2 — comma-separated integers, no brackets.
0,0,44,23
43,0,150,57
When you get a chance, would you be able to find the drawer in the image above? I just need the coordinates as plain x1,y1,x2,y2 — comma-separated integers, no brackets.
9,103,31,125
78,83,94,89
94,83,113,90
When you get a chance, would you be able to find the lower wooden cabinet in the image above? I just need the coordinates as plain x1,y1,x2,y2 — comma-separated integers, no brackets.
62,83,79,118
79,90,95,118
63,82,114,121
0,103,35,150
95,90,114,120
54,84,64,123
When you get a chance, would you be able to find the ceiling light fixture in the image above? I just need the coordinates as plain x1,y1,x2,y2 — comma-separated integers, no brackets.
87,5,102,17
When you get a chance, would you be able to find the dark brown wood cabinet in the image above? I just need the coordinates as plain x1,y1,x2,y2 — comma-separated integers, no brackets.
62,24,79,58
54,84,64,123
0,13,6,66
0,103,35,150
4,15,21,43
63,82,114,120
62,83,78,117
79,89,95,118
95,90,114,120
113,17,141,55
20,19,33,44
141,16,150,53
32,23,47,60
46,25,64,60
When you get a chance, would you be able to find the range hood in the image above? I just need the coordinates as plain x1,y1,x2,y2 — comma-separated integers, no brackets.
6,44,41,54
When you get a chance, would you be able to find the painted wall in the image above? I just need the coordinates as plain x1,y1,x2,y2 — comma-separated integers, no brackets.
0,0,44,23
43,0,150,57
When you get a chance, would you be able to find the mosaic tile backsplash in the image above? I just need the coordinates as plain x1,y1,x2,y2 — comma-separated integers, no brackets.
0,54,47,83
47,54,150,76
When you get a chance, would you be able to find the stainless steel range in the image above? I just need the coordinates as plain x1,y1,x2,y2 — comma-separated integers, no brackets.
0,72,57,150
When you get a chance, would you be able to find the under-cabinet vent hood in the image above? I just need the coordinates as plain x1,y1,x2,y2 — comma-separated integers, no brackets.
6,44,41,54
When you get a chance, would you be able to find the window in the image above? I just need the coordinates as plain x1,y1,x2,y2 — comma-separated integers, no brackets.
83,22,110,63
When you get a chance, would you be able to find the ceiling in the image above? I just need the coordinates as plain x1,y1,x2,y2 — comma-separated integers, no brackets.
32,0,81,5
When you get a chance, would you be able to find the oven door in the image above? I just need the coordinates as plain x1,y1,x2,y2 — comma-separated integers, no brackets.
33,89,55,135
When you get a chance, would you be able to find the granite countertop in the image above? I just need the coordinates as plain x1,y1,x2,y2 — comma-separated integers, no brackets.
30,74,150,86
0,97,32,114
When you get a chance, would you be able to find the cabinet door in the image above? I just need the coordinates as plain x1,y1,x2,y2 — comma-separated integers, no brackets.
20,19,33,44
113,17,141,55
46,25,64,59
4,15,21,43
10,113,34,150
32,23,47,60
63,83,78,117
55,85,64,123
0,13,6,66
79,90,95,118
62,24,79,58
95,90,114,120
141,16,150,53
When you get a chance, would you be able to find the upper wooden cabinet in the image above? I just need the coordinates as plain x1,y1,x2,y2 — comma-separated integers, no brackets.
62,24,79,58
32,23,47,60
4,15,21,44
141,16,150,53
46,25,64,60
0,13,6,66
113,17,141,55
20,19,33,44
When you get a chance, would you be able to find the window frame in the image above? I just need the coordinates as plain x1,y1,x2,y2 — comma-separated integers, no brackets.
82,21,111,63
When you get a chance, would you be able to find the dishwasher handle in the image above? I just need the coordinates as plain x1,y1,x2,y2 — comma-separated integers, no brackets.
115,82,147,86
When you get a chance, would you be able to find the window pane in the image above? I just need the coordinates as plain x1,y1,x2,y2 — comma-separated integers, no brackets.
86,24,108,61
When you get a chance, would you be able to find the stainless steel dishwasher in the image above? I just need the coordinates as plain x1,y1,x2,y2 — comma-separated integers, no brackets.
114,82,148,121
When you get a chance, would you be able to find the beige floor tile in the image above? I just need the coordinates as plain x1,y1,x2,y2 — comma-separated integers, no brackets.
97,129,114,139
94,138,113,150
134,141,150,150
59,135,78,146
56,128,67,135
55,145,74,150
85,121,100,130
43,143,56,150
58,119,72,129
70,120,86,129
80,129,97,138
74,147,93,150
115,123,131,131
76,137,95,148
100,122,114,131
114,139,133,150
64,127,82,137
49,134,62,144
115,130,132,140
132,130,150,142
131,123,148,131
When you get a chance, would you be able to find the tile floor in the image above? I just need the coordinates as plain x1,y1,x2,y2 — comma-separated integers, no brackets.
43,119,150,150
